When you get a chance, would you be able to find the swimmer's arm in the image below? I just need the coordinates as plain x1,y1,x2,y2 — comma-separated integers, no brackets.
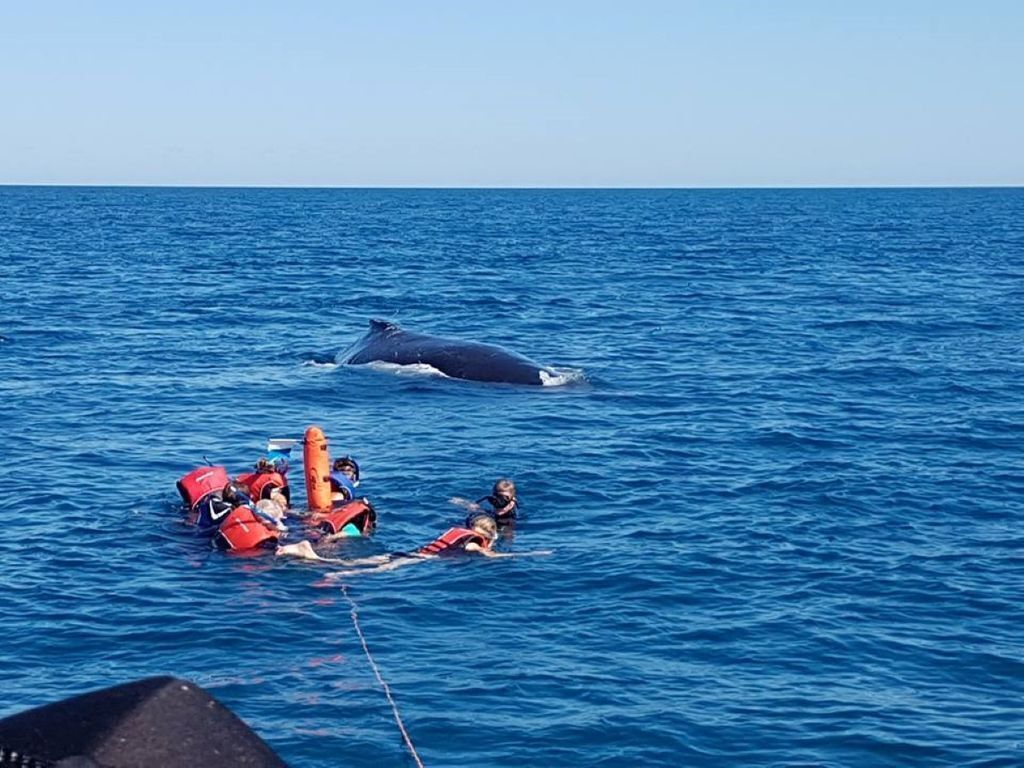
464,543,513,558
449,497,483,512
465,543,554,558
254,510,288,531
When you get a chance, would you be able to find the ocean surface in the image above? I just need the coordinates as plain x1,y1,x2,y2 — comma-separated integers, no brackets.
1,186,1022,767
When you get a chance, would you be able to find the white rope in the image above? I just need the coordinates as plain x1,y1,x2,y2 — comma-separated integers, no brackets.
340,582,425,768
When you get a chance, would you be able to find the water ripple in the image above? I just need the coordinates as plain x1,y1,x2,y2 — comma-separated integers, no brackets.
1,187,1023,766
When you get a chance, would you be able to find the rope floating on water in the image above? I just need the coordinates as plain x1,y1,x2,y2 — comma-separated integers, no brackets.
340,582,425,768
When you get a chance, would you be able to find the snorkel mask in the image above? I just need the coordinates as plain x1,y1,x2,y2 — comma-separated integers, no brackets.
333,456,360,485
491,493,517,513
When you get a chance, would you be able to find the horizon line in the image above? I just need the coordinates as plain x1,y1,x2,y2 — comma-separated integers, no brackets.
2,183,1022,191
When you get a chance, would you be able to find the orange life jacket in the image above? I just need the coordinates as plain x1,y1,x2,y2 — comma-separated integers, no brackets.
177,466,230,511
313,499,376,535
417,527,491,556
235,470,290,505
213,506,280,552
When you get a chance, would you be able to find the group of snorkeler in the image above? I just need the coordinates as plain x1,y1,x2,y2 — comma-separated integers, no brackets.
278,476,527,574
176,439,543,574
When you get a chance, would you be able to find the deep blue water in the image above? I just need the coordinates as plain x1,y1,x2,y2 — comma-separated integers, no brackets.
2,186,1023,767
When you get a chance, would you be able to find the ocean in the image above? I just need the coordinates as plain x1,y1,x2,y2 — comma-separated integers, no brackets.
1,186,1022,766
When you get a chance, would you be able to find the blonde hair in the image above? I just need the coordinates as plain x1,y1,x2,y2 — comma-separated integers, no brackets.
256,498,285,521
493,478,516,497
471,515,497,538
269,488,289,510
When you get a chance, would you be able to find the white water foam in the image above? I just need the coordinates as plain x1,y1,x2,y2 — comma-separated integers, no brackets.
540,367,587,387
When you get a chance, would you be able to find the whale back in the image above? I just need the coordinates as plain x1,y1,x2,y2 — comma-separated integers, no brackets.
342,320,549,385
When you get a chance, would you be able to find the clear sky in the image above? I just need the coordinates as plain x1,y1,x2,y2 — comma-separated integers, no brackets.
1,1,1021,187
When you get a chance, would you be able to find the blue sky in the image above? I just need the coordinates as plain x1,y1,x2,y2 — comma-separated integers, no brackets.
1,1,1021,186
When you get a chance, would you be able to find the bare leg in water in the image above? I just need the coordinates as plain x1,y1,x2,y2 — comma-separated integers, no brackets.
277,539,553,576
276,540,330,561
276,540,424,569
325,555,430,578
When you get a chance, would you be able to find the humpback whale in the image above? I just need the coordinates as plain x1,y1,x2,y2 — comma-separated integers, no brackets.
340,320,556,385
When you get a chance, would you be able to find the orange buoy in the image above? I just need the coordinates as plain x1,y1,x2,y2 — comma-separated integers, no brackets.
303,425,332,512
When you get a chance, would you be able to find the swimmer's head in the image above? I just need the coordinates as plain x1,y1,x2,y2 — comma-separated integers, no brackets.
269,487,288,510
254,457,275,473
222,481,251,506
468,513,498,540
332,456,360,483
256,498,285,521
490,478,517,512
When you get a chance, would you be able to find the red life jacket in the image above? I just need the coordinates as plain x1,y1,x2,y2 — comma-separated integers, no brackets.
177,466,230,511
314,499,376,535
418,527,492,556
235,471,290,504
213,506,280,552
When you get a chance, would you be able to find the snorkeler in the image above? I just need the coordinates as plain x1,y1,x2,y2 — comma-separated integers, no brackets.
292,454,372,537
277,512,550,575
217,478,290,533
327,456,360,503
236,453,370,539
450,478,519,524
177,465,234,532
236,456,291,506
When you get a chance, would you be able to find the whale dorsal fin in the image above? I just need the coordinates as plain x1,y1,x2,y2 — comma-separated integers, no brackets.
369,319,400,334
